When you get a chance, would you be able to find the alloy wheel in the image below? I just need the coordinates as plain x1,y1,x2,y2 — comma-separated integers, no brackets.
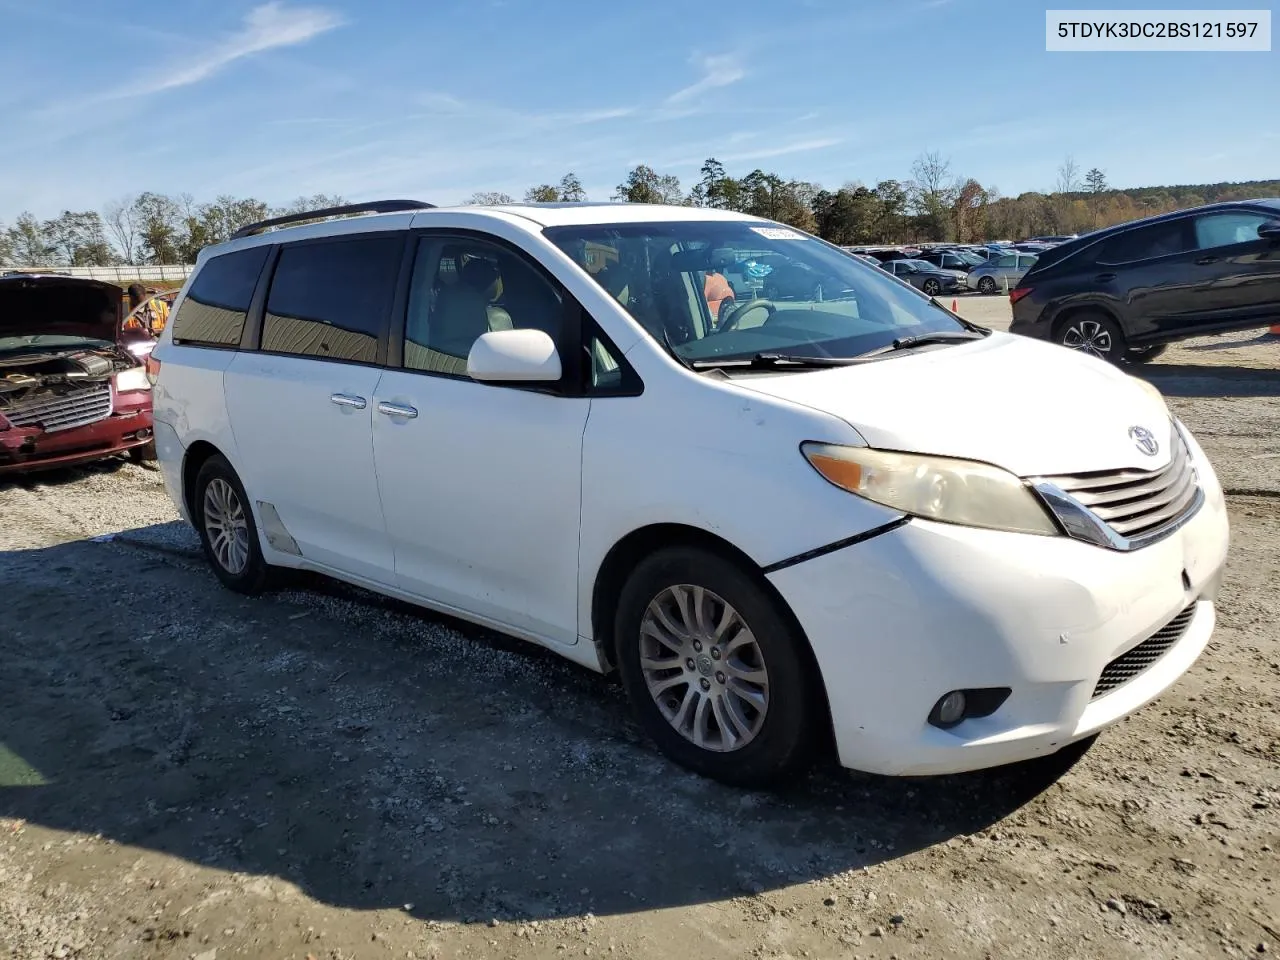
1061,319,1114,358
203,478,250,575
638,584,770,752
978,276,996,294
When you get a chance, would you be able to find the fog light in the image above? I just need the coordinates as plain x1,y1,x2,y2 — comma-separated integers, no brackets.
931,690,967,727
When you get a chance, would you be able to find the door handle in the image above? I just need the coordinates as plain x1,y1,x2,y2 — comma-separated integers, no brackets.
1196,256,1219,265
377,401,418,419
330,393,367,409
1094,273,1116,282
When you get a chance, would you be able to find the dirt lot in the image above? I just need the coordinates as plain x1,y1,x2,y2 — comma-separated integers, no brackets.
2,303,1278,960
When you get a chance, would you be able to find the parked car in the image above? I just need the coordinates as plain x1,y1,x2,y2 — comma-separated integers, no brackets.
1025,235,1077,244
913,249,984,273
1010,199,1280,364
966,252,1039,293
151,199,1228,788
879,258,967,295
121,289,178,362
0,274,156,474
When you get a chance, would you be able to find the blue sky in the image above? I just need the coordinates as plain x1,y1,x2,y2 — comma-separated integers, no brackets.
1,0,1276,220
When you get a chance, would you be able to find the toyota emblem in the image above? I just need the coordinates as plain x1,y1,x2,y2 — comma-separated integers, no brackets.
1129,425,1159,456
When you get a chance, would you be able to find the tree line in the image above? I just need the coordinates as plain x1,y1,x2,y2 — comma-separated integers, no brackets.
4,158,1277,267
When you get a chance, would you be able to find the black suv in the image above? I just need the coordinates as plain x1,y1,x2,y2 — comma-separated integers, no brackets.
1009,199,1280,363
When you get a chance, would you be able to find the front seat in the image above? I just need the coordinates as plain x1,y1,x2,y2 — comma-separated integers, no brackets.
419,275,494,375
460,257,512,332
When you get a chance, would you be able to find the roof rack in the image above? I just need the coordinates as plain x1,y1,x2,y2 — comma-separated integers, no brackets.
229,199,437,240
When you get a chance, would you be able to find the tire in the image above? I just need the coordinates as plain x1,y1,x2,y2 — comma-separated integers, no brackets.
977,276,997,294
1055,311,1127,364
128,440,157,463
922,278,941,296
613,546,821,788
193,454,270,594
1125,344,1167,365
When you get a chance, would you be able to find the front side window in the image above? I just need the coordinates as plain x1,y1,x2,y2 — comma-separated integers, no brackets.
172,245,270,346
403,236,563,376
546,221,967,365
994,255,1017,268
261,236,403,363
1193,211,1271,250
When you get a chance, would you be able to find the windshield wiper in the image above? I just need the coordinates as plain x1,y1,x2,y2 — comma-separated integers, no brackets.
689,353,861,370
856,329,989,359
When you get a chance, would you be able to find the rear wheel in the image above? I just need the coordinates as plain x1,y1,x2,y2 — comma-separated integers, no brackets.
194,454,270,594
614,546,820,788
977,276,997,294
1056,312,1127,364
1125,344,1167,364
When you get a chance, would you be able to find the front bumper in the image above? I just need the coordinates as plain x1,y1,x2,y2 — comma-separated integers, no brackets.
0,390,153,476
768,434,1229,777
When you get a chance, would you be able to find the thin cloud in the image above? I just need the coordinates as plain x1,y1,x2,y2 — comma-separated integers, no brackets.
666,54,746,104
108,2,343,100
416,92,635,128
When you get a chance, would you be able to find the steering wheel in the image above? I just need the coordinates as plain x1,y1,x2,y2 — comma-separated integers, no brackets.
717,298,776,332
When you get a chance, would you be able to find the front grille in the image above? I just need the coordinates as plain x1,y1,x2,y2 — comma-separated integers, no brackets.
3,383,113,432
1093,603,1197,698
1038,425,1199,544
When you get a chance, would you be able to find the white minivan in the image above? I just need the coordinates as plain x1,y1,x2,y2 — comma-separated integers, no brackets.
150,200,1229,787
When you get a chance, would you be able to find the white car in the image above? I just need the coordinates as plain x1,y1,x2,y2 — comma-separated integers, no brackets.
150,200,1229,788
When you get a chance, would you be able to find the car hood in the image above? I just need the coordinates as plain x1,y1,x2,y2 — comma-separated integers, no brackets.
730,332,1174,477
0,275,124,343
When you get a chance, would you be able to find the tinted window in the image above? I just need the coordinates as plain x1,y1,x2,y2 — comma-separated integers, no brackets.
261,236,403,363
171,246,269,346
402,237,563,377
1096,220,1192,264
994,255,1016,268
1193,211,1271,250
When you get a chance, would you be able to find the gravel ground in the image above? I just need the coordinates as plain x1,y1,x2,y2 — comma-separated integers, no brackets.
2,305,1277,960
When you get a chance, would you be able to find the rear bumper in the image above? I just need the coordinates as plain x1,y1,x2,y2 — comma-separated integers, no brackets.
0,391,153,476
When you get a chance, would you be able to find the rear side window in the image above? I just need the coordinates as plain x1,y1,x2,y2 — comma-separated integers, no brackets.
1096,220,1192,264
171,246,270,346
261,236,403,364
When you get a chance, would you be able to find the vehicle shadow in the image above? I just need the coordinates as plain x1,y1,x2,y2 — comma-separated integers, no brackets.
0,455,136,490
0,526,1084,924
1138,362,1280,398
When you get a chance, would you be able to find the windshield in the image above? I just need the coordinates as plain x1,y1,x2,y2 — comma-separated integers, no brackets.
546,221,967,364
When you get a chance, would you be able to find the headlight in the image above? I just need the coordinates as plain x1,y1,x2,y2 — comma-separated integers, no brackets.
801,443,1060,536
1130,375,1169,419
114,367,151,392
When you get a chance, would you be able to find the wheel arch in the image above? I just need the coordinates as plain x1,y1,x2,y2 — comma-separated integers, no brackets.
589,522,835,749
181,439,226,521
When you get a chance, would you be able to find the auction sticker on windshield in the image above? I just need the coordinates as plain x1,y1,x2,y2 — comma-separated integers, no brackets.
750,226,806,240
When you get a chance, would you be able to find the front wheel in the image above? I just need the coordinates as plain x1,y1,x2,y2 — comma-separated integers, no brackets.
614,547,821,788
1056,312,1127,364
194,454,271,594
977,276,997,294
922,278,942,296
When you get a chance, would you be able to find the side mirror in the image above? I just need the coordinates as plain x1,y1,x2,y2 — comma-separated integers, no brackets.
467,328,562,383
1258,220,1280,240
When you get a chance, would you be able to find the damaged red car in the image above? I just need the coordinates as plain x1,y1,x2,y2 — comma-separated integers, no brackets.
0,273,156,475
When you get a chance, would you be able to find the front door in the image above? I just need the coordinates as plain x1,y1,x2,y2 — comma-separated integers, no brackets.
371,234,589,645
224,234,404,583
1185,209,1280,332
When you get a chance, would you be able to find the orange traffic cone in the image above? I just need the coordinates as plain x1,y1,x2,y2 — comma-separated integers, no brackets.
1271,322,1280,336
951,298,958,313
